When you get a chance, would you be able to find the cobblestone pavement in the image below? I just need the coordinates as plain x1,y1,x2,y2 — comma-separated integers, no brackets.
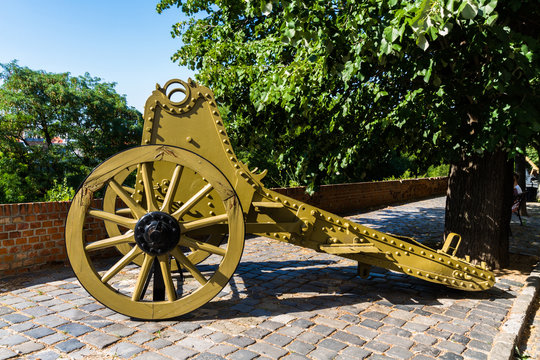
514,202,540,359
0,196,537,360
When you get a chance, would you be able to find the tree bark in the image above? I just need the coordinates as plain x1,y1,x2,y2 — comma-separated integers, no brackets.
445,149,512,269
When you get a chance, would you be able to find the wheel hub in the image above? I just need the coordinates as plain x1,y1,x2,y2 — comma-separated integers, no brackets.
134,212,180,256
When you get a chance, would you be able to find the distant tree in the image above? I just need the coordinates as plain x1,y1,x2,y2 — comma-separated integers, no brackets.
158,0,540,268
0,61,142,202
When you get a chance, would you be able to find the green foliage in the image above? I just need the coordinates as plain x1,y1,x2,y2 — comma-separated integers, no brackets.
0,61,143,203
158,0,540,188
44,179,75,202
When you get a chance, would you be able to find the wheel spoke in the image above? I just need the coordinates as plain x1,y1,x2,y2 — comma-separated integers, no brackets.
141,162,159,212
88,209,137,229
171,247,207,286
160,165,183,213
86,232,134,251
108,178,146,218
158,255,177,302
115,208,132,216
132,254,155,301
180,213,228,233
180,235,226,256
101,246,142,284
172,183,213,219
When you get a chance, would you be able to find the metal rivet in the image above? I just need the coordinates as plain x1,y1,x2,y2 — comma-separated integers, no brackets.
186,136,193,143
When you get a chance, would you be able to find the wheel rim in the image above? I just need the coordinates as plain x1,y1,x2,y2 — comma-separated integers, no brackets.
102,165,226,268
66,145,244,319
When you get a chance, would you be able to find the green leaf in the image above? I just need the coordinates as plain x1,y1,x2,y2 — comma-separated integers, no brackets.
416,34,429,51
262,2,273,16
486,13,498,26
461,1,478,20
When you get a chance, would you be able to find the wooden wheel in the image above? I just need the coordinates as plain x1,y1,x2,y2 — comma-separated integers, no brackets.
102,166,226,268
66,145,245,319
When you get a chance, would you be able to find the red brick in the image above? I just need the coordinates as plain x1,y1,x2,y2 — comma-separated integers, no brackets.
21,230,34,237
17,223,29,230
15,238,27,245
5,224,16,231
9,231,21,239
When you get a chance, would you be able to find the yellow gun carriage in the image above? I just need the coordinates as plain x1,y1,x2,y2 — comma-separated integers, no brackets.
65,79,495,320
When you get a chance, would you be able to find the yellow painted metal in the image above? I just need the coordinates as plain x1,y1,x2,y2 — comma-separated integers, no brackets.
66,146,244,319
65,78,495,320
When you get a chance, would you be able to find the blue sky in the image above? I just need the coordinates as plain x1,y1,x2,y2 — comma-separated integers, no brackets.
0,0,195,111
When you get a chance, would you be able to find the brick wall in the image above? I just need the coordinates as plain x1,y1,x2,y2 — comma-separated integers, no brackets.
0,177,447,275
273,177,448,214
0,201,107,276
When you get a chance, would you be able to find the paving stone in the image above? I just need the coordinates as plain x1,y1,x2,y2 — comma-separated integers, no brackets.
331,330,365,345
264,333,294,346
468,339,491,352
0,334,28,346
318,338,347,351
208,344,237,356
23,306,54,317
287,340,316,355
34,315,69,327
107,342,145,358
281,354,309,360
55,338,85,352
468,331,494,343
340,346,372,358
386,345,414,359
307,347,339,360
227,335,256,347
40,332,69,345
314,316,348,330
228,349,259,360
437,340,466,354
24,326,55,339
462,349,488,360
377,334,414,349
12,341,45,355
2,313,31,324
82,331,120,349
192,353,226,360
311,324,335,336
10,321,36,332
296,330,325,344
247,342,288,358
411,355,436,360
277,325,305,337
259,320,284,331
362,311,387,321
402,322,430,332
128,331,155,345
413,334,437,346
364,340,390,353
346,325,378,340
176,336,214,351
427,328,452,340
58,309,89,320
103,323,137,337
173,322,202,333
360,319,384,329
27,350,60,360
57,323,92,336
290,318,315,328
438,353,464,360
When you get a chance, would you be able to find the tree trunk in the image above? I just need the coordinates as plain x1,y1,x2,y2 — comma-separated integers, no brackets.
445,149,512,269
515,154,528,216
